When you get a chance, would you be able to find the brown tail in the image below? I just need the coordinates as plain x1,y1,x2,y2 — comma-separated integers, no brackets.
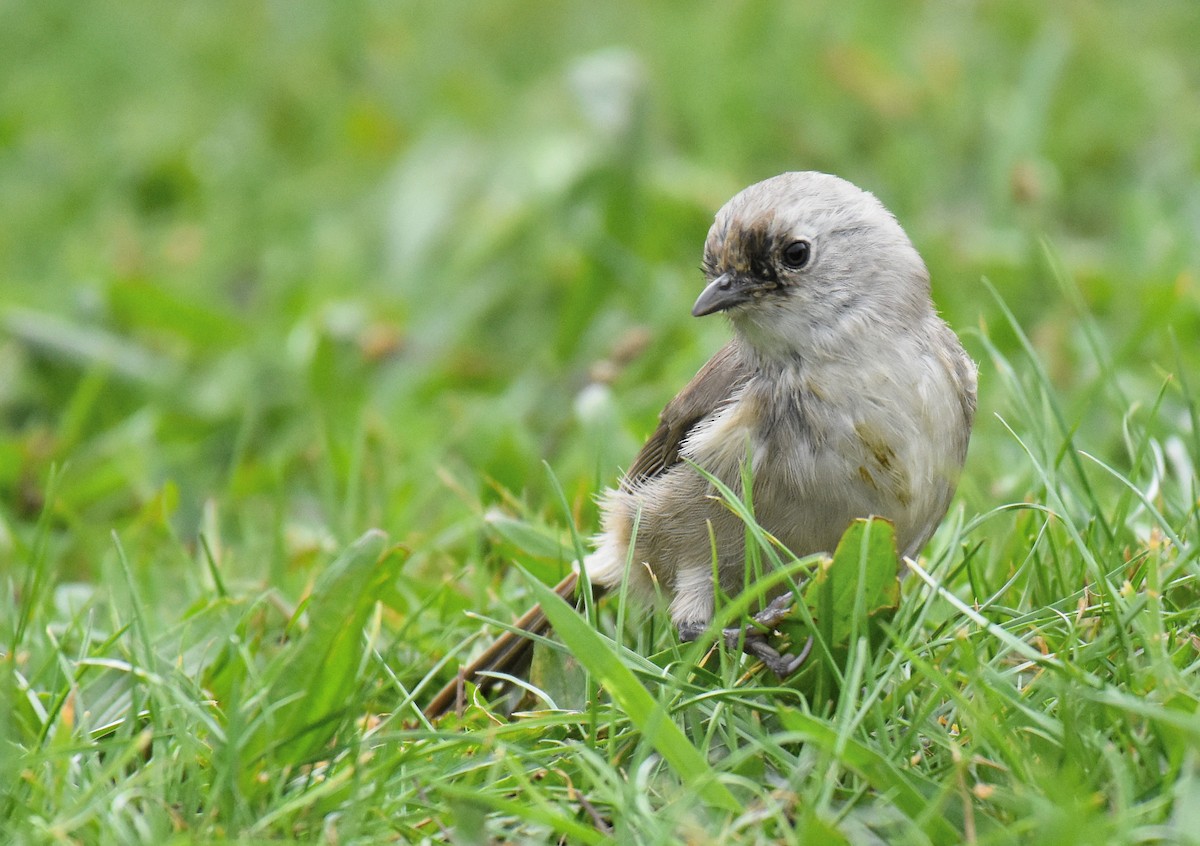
424,571,584,719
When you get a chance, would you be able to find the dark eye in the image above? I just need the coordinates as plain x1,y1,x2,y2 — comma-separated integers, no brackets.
781,240,811,269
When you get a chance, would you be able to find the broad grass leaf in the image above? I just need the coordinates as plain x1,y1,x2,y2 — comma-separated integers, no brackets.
782,518,901,701
802,517,901,647
484,508,572,563
528,637,587,712
245,530,397,774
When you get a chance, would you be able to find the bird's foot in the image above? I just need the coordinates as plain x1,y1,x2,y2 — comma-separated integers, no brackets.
723,593,812,677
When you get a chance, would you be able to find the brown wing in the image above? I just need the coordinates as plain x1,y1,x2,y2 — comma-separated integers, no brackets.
622,340,751,488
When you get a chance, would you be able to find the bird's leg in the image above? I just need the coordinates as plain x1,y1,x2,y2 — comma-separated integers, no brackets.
722,593,813,677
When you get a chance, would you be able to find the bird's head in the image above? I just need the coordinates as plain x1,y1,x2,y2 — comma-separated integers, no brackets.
695,172,932,358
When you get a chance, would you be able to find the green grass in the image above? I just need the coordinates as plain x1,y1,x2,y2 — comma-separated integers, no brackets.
3,1,1200,843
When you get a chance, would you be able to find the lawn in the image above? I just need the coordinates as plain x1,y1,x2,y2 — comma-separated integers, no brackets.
3,1,1200,843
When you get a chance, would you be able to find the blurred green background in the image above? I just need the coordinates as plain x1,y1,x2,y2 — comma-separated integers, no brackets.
4,1,1200,841
2,0,1198,640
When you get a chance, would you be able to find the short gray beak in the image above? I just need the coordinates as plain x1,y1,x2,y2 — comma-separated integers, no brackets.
692,272,753,317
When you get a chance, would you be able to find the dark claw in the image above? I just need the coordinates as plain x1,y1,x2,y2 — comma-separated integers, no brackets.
753,593,799,630
722,593,812,677
676,593,811,677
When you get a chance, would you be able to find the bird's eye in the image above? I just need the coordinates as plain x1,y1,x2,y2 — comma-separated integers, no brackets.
781,240,811,269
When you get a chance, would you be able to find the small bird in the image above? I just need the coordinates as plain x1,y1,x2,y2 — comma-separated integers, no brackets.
426,171,976,718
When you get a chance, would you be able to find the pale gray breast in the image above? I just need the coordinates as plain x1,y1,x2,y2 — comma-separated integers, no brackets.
735,332,970,560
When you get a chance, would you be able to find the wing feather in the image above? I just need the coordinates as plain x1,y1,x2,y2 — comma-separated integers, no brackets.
621,340,751,488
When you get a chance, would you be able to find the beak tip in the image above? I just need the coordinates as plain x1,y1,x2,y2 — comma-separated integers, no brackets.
691,272,740,318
